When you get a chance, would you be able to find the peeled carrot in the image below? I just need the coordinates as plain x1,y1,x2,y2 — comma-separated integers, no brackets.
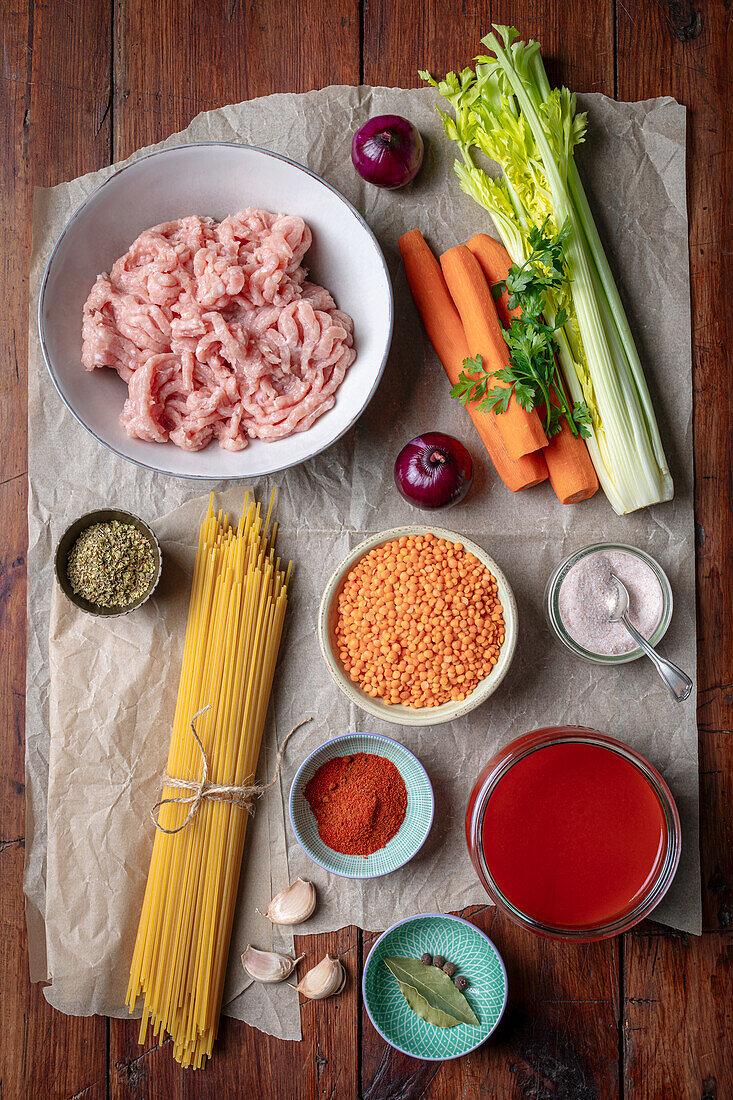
398,229,548,493
466,233,520,329
440,245,548,460
467,233,598,504
543,392,599,503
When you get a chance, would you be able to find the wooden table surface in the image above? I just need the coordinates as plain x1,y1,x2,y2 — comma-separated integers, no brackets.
1,2,731,1097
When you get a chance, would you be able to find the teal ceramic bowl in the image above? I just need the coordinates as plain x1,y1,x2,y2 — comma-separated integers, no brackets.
289,733,434,879
363,914,508,1060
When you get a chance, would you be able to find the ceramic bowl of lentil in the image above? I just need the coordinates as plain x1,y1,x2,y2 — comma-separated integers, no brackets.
54,508,162,617
318,527,518,727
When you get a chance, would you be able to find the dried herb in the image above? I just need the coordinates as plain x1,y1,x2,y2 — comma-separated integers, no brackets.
67,520,156,607
383,956,479,1026
395,979,460,1028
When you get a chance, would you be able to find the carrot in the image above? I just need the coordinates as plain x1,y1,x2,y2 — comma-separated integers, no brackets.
542,396,599,503
466,233,520,328
440,245,548,460
398,229,548,493
468,233,598,504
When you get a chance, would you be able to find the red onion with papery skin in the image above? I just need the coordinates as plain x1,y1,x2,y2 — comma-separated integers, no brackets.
394,433,473,510
351,115,424,190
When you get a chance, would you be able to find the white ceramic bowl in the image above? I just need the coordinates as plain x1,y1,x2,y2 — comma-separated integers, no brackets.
39,143,393,479
318,526,518,727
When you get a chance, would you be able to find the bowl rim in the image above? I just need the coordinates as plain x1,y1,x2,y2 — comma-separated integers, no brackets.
54,507,162,617
38,140,394,481
288,731,434,880
317,526,518,727
362,912,509,1061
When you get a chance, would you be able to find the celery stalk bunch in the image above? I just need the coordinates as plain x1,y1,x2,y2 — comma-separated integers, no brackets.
421,26,673,514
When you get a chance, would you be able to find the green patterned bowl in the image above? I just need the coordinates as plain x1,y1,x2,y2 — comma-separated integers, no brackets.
288,733,434,879
363,914,508,1060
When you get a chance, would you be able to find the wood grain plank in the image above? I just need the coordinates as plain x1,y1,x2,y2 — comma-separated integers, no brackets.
114,0,360,158
617,0,733,933
362,908,620,1100
363,0,487,87
1,849,110,1100
624,929,733,1100
1,0,33,857
491,0,615,94
26,0,113,185
0,0,113,1096
699,731,733,931
364,0,614,94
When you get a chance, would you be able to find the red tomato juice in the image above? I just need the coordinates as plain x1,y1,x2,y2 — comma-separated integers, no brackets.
480,741,668,929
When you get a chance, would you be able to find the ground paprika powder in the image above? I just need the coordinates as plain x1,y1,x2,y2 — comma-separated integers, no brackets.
302,752,408,856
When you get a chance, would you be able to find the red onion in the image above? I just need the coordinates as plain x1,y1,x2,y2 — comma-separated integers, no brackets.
351,115,424,190
394,433,473,510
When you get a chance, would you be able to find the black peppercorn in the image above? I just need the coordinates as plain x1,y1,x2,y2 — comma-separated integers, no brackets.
454,975,468,991
420,953,433,966
442,961,457,977
433,954,446,969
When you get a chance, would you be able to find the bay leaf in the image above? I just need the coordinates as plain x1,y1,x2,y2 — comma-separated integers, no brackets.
396,979,460,1027
383,956,480,1026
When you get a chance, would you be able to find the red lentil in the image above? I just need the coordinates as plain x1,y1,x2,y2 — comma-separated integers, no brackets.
335,534,505,708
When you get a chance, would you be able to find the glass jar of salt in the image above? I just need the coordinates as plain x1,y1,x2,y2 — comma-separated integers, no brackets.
545,544,673,664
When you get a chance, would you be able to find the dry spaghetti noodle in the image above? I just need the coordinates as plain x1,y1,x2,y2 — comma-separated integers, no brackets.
126,492,291,1067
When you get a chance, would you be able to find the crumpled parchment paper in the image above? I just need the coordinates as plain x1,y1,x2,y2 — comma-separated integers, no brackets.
26,84,698,1044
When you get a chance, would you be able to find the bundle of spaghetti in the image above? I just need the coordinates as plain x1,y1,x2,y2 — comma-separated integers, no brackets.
126,491,291,1068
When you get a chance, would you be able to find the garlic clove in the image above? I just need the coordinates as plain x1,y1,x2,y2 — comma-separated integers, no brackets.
265,878,317,925
293,954,346,1000
242,945,305,984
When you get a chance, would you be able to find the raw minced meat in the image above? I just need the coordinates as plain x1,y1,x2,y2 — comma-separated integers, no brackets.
81,209,356,452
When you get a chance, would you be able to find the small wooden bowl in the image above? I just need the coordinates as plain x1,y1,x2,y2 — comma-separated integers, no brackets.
54,508,162,617
317,526,518,728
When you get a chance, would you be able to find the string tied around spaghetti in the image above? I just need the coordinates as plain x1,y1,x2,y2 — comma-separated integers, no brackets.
151,708,313,835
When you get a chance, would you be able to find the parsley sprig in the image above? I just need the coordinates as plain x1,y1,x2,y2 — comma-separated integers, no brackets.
450,218,592,439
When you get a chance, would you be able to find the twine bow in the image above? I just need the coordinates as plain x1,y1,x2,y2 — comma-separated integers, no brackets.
151,707,312,835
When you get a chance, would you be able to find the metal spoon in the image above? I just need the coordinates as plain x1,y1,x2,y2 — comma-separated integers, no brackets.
607,573,693,702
